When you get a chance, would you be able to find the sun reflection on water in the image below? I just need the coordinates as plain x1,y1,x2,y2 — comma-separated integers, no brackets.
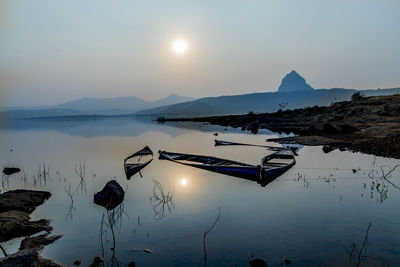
180,178,188,186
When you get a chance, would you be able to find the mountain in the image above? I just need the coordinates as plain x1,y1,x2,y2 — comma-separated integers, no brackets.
136,87,400,117
149,93,193,108
54,96,148,111
0,109,89,120
53,94,194,115
136,71,399,116
278,70,314,92
1,93,194,119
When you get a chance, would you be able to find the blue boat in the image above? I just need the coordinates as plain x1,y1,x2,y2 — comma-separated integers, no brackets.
158,149,295,187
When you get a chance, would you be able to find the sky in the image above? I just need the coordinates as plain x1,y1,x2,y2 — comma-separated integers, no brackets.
0,0,399,107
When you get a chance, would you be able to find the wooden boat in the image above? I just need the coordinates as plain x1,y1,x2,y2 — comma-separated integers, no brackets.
158,149,295,187
215,139,300,154
124,146,153,179
215,139,283,151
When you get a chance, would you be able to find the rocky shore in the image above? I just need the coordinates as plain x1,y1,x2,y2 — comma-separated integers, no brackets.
0,190,63,267
159,94,400,159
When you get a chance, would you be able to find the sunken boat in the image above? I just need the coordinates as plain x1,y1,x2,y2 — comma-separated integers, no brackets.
158,149,295,187
124,146,153,179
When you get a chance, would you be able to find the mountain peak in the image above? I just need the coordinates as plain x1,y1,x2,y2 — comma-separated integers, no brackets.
278,70,314,92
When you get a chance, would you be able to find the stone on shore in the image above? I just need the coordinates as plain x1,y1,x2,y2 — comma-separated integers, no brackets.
0,190,51,214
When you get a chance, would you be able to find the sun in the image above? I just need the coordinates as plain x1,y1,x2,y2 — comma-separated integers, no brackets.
172,38,188,55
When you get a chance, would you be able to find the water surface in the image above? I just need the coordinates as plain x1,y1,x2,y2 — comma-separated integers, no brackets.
1,117,399,266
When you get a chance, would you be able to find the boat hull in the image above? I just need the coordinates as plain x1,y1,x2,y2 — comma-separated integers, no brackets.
159,150,295,187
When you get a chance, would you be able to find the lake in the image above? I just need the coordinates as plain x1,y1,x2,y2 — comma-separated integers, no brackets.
1,117,399,266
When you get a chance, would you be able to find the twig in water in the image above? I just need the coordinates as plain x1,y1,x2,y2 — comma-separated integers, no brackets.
343,222,389,267
149,179,175,220
65,183,75,220
75,162,87,194
203,207,221,267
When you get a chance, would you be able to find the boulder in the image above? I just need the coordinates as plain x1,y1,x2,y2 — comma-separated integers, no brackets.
94,180,124,210
322,145,335,153
248,122,259,134
89,257,104,267
2,167,21,176
249,258,268,267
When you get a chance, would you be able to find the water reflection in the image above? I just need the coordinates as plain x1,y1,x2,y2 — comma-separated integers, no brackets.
65,183,75,220
149,180,175,220
1,120,400,266
180,178,188,186
99,204,128,267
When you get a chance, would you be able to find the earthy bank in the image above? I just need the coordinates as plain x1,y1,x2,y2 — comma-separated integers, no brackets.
158,94,400,159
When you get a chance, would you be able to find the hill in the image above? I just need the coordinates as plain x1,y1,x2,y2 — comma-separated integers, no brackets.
136,88,400,116
136,71,399,116
1,93,194,119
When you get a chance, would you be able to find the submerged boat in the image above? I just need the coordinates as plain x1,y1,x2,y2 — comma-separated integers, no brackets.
124,146,153,179
215,139,300,155
215,139,283,151
158,149,295,187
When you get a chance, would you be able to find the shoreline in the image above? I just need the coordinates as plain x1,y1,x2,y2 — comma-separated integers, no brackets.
157,94,400,159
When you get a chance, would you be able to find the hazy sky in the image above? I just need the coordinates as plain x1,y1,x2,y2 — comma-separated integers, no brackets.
1,0,399,107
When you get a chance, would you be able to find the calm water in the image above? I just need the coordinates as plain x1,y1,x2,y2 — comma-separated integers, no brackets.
1,117,400,266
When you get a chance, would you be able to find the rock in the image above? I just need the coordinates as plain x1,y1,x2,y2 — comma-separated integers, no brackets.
94,180,125,210
322,145,335,153
0,248,64,267
73,259,82,265
249,258,268,267
0,190,51,214
323,123,357,134
248,122,259,134
0,237,64,267
144,248,154,254
322,123,342,134
278,70,314,92
282,257,291,264
340,123,357,133
213,133,218,136
20,233,62,250
89,256,104,267
241,125,247,131
2,167,21,175
0,190,62,267
0,210,52,242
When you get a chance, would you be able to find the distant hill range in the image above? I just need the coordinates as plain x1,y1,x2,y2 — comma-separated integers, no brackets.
1,71,400,119
136,71,400,116
1,93,194,119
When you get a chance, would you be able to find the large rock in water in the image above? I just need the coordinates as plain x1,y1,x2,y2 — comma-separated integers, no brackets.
94,180,125,210
278,70,314,92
